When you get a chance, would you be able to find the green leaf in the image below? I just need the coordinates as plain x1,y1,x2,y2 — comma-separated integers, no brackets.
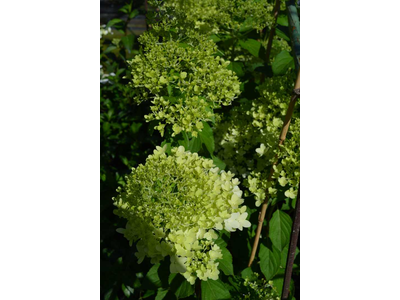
217,247,234,275
155,288,169,300
240,267,257,281
107,18,124,28
142,261,170,290
201,279,231,300
277,15,289,26
104,45,117,54
199,122,214,154
142,264,163,289
211,155,226,170
227,62,244,77
131,122,142,133
121,35,135,53
129,9,139,19
121,284,134,298
272,51,294,75
259,242,281,280
143,290,156,298
170,274,194,298
269,210,293,251
275,28,290,41
188,136,202,153
239,39,261,58
209,35,221,43
280,245,300,269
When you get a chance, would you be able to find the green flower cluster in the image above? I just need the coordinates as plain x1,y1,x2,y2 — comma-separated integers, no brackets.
129,24,240,137
241,273,280,299
154,0,275,34
113,145,250,284
214,74,299,206
248,118,300,206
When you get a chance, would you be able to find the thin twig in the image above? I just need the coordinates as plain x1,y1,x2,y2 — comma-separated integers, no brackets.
282,184,300,299
195,280,201,299
265,0,281,64
248,70,300,267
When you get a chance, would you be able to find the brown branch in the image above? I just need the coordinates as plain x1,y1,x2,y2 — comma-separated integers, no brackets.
248,70,300,267
265,0,281,64
282,184,300,299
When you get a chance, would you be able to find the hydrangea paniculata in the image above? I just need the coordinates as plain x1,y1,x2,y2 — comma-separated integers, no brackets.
113,145,250,284
214,74,300,207
129,24,240,137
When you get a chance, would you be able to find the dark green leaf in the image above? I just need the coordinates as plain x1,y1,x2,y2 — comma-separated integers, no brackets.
170,274,194,298
104,45,117,54
217,247,234,275
201,279,231,300
143,290,156,298
188,136,202,153
227,62,244,77
259,242,281,280
142,261,170,290
272,51,294,75
121,35,135,53
269,210,293,251
142,264,163,289
239,39,261,57
199,122,214,154
275,28,290,41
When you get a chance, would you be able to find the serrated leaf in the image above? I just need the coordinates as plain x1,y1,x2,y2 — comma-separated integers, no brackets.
259,242,281,280
217,247,234,275
269,210,293,251
239,39,261,58
272,51,294,75
201,279,231,300
199,122,214,154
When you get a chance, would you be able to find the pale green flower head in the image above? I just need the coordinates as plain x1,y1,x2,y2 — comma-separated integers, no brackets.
155,0,275,34
113,145,250,283
129,23,241,137
214,74,299,207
